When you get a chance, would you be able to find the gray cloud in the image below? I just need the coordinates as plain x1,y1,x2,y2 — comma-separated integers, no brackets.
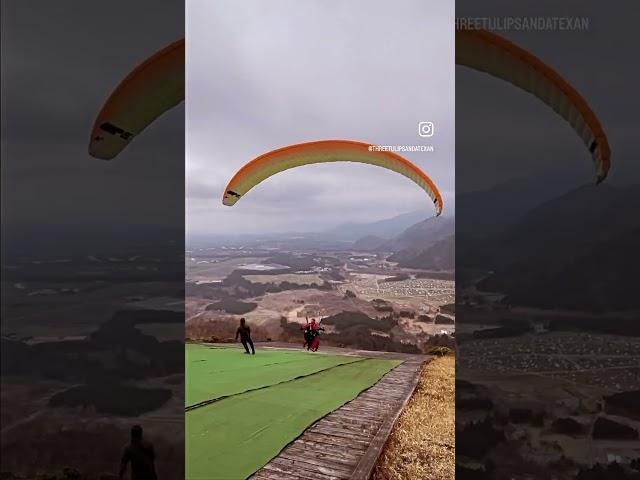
456,0,640,192
187,0,455,236
2,1,184,231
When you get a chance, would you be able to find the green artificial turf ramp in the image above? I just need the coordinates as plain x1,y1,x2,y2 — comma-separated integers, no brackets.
186,344,362,407
186,357,401,480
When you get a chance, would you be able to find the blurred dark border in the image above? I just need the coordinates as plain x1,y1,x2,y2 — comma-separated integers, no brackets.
1,2,185,478
455,2,640,479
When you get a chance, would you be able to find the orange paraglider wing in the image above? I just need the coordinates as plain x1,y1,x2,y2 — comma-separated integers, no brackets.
222,140,444,216
456,28,610,182
89,39,185,160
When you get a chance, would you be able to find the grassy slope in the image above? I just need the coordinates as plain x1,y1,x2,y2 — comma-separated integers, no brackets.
186,345,360,406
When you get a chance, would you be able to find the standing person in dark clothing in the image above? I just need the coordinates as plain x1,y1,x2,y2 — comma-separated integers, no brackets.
119,425,157,480
235,317,255,354
302,317,313,350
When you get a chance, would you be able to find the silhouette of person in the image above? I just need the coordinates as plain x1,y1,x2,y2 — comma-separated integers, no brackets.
235,317,255,354
302,316,313,350
119,425,157,480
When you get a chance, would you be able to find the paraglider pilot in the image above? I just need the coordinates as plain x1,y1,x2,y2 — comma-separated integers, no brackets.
302,317,324,352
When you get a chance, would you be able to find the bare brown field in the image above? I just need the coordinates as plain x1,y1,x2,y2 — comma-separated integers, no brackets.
186,256,270,282
243,273,324,285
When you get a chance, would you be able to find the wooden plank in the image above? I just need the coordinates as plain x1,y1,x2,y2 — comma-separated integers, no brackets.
329,408,385,419
277,453,354,475
310,426,373,441
324,413,382,425
302,432,370,450
291,436,363,450
259,463,341,480
309,426,373,442
268,457,352,480
317,418,378,433
251,470,304,480
311,418,376,432
285,445,361,464
350,360,425,480
279,449,353,474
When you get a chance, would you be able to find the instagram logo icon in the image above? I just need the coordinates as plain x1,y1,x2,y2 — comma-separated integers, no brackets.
418,121,434,137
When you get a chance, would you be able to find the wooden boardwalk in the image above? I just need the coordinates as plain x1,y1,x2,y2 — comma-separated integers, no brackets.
250,355,426,480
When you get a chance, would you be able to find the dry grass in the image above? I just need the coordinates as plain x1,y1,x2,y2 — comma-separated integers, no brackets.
373,355,455,480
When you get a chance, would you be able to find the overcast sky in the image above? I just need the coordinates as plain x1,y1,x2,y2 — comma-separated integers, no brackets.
456,0,640,193
1,1,184,236
4,1,634,242
187,0,455,236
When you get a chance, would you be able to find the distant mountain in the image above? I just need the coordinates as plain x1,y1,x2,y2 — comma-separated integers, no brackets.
475,184,640,271
382,216,454,252
3,224,183,260
191,210,440,249
474,184,640,312
352,235,387,251
327,210,432,241
349,216,455,270
344,213,455,269
481,227,640,312
511,228,640,311
390,234,455,270
456,171,579,239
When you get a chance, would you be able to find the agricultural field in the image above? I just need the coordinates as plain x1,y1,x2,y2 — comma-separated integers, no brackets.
185,344,400,479
340,273,454,307
186,256,284,283
242,273,324,285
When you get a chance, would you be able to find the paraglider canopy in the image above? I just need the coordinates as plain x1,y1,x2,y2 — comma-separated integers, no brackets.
89,39,185,160
456,27,611,183
221,140,444,216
